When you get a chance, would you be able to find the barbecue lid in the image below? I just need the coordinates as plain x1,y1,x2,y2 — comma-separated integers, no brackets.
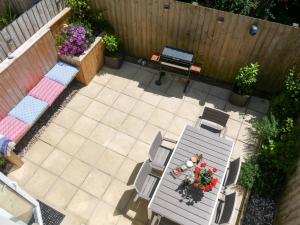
161,47,193,63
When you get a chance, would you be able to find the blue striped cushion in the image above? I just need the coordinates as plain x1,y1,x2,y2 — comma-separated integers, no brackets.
9,96,48,125
46,61,79,86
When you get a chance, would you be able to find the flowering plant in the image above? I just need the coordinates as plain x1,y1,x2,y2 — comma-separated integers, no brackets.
56,23,94,57
193,162,218,192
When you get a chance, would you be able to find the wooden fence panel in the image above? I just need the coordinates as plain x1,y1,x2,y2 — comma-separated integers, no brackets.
92,0,300,93
0,0,66,63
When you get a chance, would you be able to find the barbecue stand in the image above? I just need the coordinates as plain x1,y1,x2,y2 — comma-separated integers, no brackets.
154,47,194,93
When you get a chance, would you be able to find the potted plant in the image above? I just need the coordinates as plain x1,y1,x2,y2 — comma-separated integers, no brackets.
102,34,123,69
229,63,259,106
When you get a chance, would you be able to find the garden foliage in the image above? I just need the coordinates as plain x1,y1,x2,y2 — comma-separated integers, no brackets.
240,68,300,197
234,62,259,95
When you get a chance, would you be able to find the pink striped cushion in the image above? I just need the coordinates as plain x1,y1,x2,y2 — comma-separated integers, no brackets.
29,78,66,106
0,116,30,142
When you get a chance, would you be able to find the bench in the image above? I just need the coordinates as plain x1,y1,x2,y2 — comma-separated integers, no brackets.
0,29,79,168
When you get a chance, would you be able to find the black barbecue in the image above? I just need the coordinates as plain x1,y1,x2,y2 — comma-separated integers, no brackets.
155,46,194,92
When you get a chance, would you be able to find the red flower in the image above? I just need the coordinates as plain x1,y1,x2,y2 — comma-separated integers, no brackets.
208,169,212,174
201,186,205,191
200,162,207,168
194,173,199,178
213,167,218,173
193,183,198,188
195,178,200,183
211,178,218,185
194,167,201,173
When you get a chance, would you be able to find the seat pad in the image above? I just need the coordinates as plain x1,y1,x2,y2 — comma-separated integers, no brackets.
0,116,30,142
9,96,48,125
29,77,66,106
46,61,79,86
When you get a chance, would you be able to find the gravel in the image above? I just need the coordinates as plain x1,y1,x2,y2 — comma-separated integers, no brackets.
242,192,277,225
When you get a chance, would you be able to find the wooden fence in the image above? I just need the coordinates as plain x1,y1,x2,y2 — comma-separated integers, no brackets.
275,117,300,225
0,0,39,16
0,0,66,62
92,0,300,93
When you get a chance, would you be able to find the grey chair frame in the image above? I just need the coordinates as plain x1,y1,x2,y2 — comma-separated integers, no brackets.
196,107,230,137
133,160,160,202
215,192,237,224
224,157,242,188
149,131,177,172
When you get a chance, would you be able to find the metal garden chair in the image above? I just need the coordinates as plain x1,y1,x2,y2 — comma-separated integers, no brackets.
149,131,177,172
214,192,237,224
133,159,160,202
151,215,180,225
196,107,230,137
224,157,242,188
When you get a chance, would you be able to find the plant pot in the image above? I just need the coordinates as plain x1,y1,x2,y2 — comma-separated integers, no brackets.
229,91,250,107
105,54,123,69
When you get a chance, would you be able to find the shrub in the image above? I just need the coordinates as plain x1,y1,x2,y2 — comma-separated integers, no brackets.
234,62,259,95
0,157,7,172
66,0,91,21
239,157,261,190
102,34,121,54
253,114,279,142
271,67,300,121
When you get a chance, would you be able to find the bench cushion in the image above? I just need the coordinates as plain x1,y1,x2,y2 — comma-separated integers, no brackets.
46,61,79,86
9,96,48,125
29,78,66,106
0,116,30,142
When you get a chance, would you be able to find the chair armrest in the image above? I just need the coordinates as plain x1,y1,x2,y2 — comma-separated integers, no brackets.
151,215,161,225
163,137,177,143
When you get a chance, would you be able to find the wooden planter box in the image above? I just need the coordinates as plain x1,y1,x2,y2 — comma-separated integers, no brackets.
59,36,105,85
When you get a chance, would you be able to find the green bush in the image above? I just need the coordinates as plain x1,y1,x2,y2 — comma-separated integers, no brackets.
271,67,300,121
234,62,259,95
0,157,7,172
239,157,261,189
253,114,279,142
102,34,121,54
66,0,91,21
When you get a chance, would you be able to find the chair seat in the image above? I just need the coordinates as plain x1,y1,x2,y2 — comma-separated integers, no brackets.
29,78,66,106
0,116,30,142
141,175,159,200
46,61,79,86
150,146,172,171
8,96,48,125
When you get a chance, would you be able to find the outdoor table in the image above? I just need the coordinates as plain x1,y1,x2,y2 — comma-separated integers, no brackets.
148,125,234,225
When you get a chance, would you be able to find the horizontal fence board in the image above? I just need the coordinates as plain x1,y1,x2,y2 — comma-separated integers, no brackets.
0,0,66,63
92,0,300,93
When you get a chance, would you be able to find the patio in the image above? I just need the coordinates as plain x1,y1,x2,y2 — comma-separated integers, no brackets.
7,61,269,225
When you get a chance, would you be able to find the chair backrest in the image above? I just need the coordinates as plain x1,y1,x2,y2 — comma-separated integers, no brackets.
149,131,163,161
219,192,237,224
225,158,242,187
134,160,152,194
201,107,230,127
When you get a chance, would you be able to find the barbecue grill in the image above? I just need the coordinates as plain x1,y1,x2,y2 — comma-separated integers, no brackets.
155,47,194,92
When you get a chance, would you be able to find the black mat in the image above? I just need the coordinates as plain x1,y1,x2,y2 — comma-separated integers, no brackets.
38,200,65,225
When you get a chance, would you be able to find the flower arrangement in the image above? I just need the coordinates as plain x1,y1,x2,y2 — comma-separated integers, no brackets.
193,162,218,192
56,23,94,58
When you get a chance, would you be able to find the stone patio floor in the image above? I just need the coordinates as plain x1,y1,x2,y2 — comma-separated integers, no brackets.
8,62,269,225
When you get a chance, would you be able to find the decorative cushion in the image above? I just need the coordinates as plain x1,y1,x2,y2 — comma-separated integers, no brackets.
8,96,48,125
46,61,79,86
29,78,66,106
0,116,30,142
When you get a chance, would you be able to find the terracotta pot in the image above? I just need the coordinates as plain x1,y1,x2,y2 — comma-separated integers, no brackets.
229,91,250,107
